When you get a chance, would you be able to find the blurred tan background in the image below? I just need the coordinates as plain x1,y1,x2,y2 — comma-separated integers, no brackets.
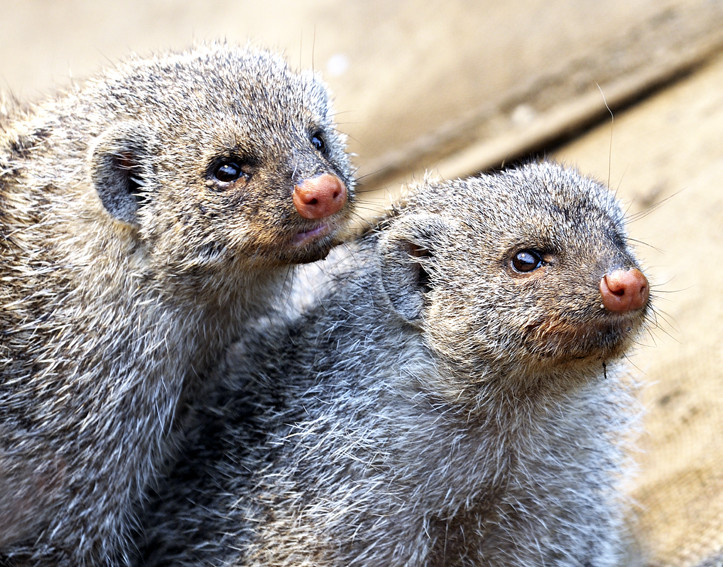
2,1,722,565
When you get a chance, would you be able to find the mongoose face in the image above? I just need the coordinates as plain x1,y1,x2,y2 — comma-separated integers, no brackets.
381,163,649,386
83,45,355,276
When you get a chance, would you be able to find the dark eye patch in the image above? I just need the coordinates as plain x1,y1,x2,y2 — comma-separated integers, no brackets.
311,130,327,154
610,230,626,251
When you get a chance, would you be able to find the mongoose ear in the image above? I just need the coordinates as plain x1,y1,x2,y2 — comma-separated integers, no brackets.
379,214,446,323
89,122,157,225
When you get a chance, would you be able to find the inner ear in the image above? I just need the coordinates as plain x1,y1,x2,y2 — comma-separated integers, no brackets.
409,243,432,295
115,152,144,201
89,123,155,226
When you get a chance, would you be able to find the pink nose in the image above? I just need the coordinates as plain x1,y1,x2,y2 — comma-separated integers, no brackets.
599,268,649,313
293,173,347,220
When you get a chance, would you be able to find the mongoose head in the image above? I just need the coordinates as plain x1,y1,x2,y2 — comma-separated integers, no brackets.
44,44,354,280
378,162,649,392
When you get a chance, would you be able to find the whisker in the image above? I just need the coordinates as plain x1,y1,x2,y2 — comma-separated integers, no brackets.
595,83,614,191
626,237,664,253
645,307,679,340
627,189,685,223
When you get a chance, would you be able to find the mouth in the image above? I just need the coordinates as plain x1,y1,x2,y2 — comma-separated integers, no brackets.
291,223,333,248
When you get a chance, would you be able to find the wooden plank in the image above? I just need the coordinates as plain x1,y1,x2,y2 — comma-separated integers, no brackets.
353,0,723,190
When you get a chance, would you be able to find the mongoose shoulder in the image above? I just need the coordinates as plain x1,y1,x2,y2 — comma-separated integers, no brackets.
142,162,650,566
0,42,354,566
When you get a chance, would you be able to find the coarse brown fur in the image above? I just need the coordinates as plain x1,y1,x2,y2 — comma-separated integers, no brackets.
138,162,650,566
0,43,354,566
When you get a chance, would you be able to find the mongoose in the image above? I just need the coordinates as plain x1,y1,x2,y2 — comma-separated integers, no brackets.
0,43,354,566
137,162,651,566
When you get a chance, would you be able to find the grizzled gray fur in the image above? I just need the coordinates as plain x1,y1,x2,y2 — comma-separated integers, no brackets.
0,43,354,566
139,162,650,566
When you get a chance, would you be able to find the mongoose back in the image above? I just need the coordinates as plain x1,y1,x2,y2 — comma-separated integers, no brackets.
142,163,650,566
0,43,354,566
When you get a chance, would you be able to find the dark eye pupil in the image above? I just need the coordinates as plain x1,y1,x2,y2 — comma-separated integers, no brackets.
512,250,542,272
311,132,326,153
214,162,242,183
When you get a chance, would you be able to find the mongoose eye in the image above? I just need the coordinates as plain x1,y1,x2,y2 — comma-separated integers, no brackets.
511,250,543,273
208,158,255,188
311,131,326,154
212,161,244,183
610,230,626,251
